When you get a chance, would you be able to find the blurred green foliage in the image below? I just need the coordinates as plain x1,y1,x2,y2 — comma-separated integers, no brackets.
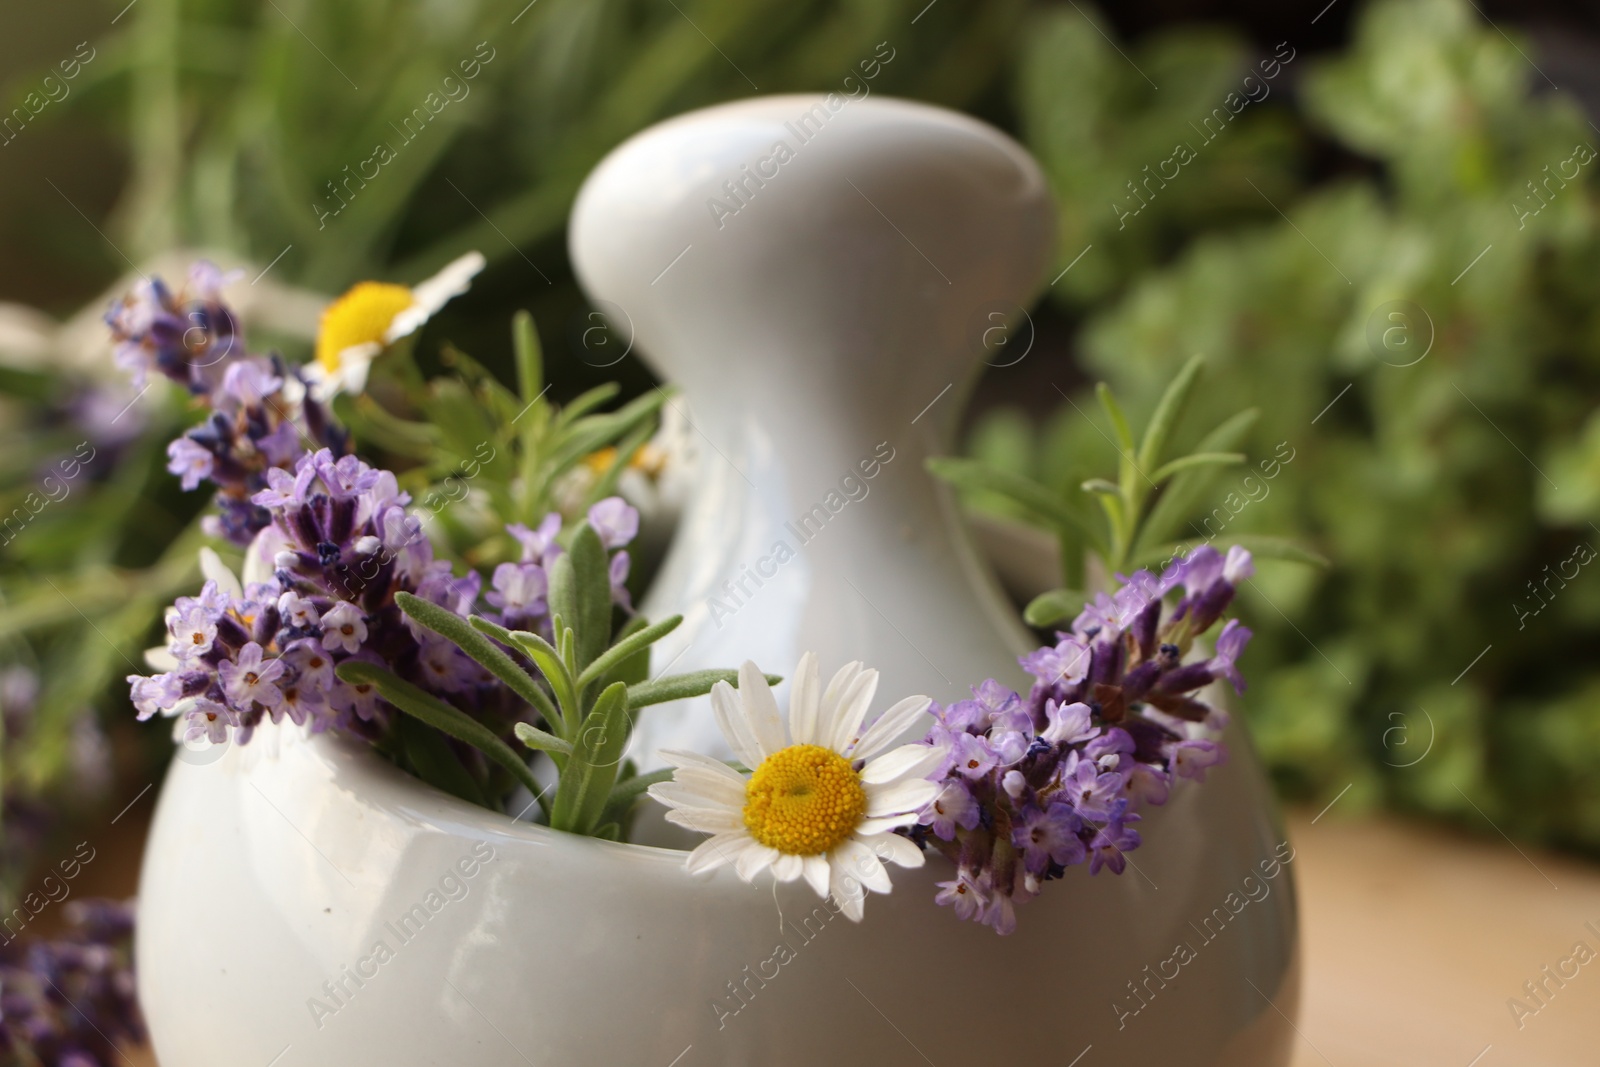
970,0,1600,849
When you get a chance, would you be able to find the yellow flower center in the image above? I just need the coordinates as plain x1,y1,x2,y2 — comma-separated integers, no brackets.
742,744,867,856
315,282,415,372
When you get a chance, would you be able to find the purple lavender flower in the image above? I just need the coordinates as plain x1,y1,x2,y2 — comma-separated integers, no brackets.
1040,699,1098,745
1122,763,1171,806
907,546,1254,933
1058,754,1125,821
980,874,1018,935
277,591,320,630
166,437,215,491
609,550,634,611
182,699,238,744
1209,619,1253,693
219,643,284,708
933,869,987,922
131,448,534,768
508,512,563,565
274,675,327,727
110,265,345,546
924,780,980,840
587,496,639,549
0,898,143,1064
1167,738,1228,781
949,732,997,780
128,674,175,721
319,602,368,654
167,600,219,661
488,562,548,627
1012,802,1086,873
1020,633,1090,690
1087,818,1142,875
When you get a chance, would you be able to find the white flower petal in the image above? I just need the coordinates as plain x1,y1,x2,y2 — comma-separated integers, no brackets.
198,547,243,601
684,832,750,875
144,646,179,672
856,830,925,869
859,742,944,785
835,838,895,894
829,863,866,922
856,812,922,835
815,661,862,750
788,652,822,746
865,778,939,817
829,668,880,754
667,768,747,807
735,842,781,883
660,749,747,782
738,660,786,759
664,806,744,833
648,781,741,812
852,695,933,761
710,681,766,769
802,854,831,899
772,853,805,883
387,251,485,341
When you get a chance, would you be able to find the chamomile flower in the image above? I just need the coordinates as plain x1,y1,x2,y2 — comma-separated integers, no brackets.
304,251,485,399
648,655,941,921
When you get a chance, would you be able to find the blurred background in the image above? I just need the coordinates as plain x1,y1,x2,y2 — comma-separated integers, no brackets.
2,0,1599,1063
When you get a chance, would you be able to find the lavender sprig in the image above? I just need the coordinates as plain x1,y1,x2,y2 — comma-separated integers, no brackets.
106,260,344,545
913,544,1252,934
0,899,142,1067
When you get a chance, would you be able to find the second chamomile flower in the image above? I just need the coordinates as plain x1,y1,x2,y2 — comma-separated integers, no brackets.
648,654,941,920
305,251,485,400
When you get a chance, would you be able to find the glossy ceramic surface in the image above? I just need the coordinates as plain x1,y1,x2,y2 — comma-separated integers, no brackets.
140,727,1297,1066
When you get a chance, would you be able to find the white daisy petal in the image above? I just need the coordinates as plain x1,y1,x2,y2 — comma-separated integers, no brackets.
685,832,749,875
853,695,933,761
660,749,747,782
738,660,786,759
387,251,485,341
830,668,880,754
772,853,804,883
144,646,179,672
648,780,741,812
198,547,243,601
664,806,744,833
855,812,923,835
667,769,747,807
857,830,925,869
829,863,866,922
340,349,376,396
835,838,894,894
802,854,831,899
710,681,766,769
859,742,944,785
735,842,781,883
788,652,822,746
865,778,939,817
816,661,863,748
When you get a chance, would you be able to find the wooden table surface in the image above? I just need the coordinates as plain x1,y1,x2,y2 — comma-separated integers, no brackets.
1285,810,1599,1067
117,807,1600,1066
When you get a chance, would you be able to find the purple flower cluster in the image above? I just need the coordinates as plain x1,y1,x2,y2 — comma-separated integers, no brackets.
128,448,481,746
0,899,142,1067
914,545,1254,934
106,261,344,545
127,445,641,762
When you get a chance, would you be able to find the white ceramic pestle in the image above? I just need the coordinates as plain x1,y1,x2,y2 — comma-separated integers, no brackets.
569,94,1049,774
